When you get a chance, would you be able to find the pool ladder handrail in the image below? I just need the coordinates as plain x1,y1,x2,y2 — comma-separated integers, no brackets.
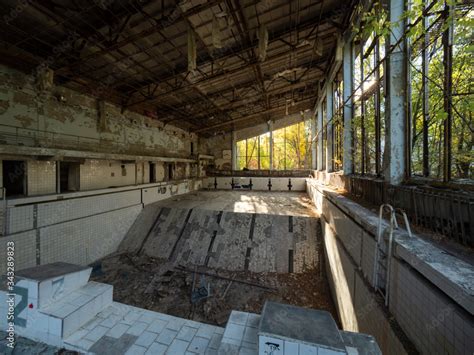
373,204,412,307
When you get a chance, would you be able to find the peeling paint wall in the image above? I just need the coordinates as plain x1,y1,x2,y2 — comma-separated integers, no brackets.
0,64,198,158
203,133,232,170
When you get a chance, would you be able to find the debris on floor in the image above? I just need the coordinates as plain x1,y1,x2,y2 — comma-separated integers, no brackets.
91,253,338,327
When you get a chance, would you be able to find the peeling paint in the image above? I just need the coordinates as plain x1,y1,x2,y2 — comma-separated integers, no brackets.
0,99,9,114
14,114,35,128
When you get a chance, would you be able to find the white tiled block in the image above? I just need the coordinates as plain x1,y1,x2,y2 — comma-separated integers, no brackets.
259,336,283,355
223,323,245,342
39,282,113,338
63,268,92,294
317,347,346,355
25,310,49,334
284,341,299,354
299,344,318,355
38,280,53,308
229,311,249,326
49,316,63,337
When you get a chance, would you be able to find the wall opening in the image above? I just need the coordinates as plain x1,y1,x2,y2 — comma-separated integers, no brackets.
60,162,80,192
2,160,26,197
166,163,173,181
149,163,156,183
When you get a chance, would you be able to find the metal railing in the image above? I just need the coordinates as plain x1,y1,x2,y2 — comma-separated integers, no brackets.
346,175,473,247
374,204,412,306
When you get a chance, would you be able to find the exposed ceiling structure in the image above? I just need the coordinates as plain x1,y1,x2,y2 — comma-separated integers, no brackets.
0,0,355,136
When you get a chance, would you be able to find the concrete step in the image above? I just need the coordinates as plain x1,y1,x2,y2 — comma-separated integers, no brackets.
218,311,260,354
15,262,92,309
39,282,113,338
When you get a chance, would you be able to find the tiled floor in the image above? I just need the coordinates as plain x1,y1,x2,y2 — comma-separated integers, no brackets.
64,302,226,354
152,190,318,217
120,191,320,274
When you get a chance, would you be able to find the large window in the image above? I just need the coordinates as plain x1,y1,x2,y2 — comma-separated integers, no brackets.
351,2,386,176
236,120,312,170
236,137,258,170
408,0,473,180
333,70,344,171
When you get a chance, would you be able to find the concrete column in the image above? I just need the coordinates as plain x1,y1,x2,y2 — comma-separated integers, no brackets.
343,40,353,175
56,161,60,194
316,101,323,171
269,121,274,170
385,0,407,184
231,131,237,171
326,82,334,172
311,112,317,170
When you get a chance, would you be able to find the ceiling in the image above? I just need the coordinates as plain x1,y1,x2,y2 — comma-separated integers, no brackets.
0,0,355,136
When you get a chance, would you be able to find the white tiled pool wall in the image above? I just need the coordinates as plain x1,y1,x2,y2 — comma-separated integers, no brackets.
203,177,307,191
307,178,474,355
258,335,346,355
0,179,202,275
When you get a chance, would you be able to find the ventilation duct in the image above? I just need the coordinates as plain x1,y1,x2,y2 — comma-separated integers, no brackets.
188,28,197,71
258,25,268,62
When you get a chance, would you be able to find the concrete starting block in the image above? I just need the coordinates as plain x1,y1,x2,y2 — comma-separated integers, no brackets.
0,262,112,347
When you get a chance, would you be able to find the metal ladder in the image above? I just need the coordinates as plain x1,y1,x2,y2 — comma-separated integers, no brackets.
373,204,412,306
0,187,7,236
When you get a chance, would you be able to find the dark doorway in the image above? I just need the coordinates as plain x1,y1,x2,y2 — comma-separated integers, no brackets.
166,163,173,181
149,163,156,183
2,160,26,197
59,162,80,192
168,163,173,181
